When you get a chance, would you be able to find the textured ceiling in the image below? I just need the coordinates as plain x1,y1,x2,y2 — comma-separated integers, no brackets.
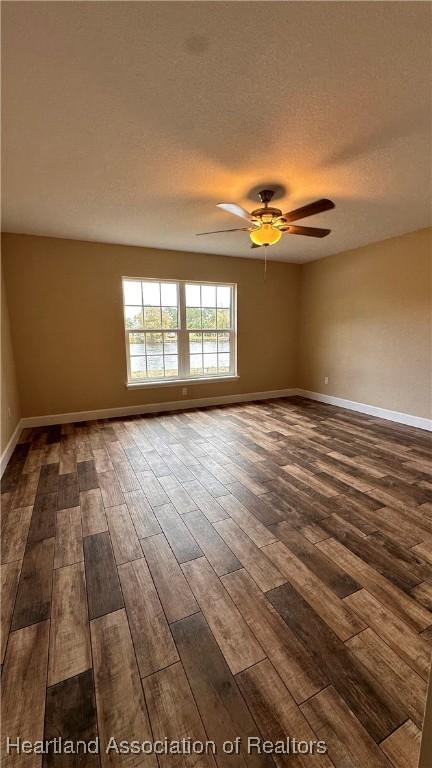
2,1,431,263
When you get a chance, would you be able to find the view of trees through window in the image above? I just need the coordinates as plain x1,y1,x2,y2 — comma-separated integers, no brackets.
123,278,236,382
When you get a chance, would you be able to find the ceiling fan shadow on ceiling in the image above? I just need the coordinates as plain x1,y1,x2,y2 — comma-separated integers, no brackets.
196,190,335,255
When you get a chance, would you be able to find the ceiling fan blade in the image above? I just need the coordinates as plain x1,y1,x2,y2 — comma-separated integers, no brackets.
281,225,331,238
196,227,250,236
282,198,335,223
217,203,252,221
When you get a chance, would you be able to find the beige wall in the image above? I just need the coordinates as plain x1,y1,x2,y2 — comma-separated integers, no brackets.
299,228,432,419
1,261,21,452
2,228,431,425
1,234,300,418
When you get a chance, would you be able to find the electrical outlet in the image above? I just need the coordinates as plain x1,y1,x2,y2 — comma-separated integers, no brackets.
182,387,188,396
324,376,329,385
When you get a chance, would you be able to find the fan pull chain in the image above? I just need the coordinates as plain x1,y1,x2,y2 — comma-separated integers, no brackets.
264,245,267,275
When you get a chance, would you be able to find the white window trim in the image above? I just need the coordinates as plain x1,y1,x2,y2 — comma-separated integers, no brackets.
126,375,240,390
122,277,238,387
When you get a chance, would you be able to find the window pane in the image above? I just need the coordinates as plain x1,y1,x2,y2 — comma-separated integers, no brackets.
163,332,178,354
203,353,218,374
202,308,216,329
161,282,177,306
217,286,231,308
144,307,162,329
161,307,178,329
124,279,235,384
202,285,216,307
147,356,164,378
130,356,147,379
146,332,163,355
217,308,231,329
190,354,203,375
164,355,178,377
124,280,142,305
218,353,230,373
142,281,161,306
129,333,145,356
217,332,230,352
186,284,201,307
189,332,202,354
125,306,143,329
203,332,217,353
186,307,202,329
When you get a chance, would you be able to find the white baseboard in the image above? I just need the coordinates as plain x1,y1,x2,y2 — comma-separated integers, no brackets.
19,388,299,429
297,389,432,431
1,419,24,477
3,387,429,478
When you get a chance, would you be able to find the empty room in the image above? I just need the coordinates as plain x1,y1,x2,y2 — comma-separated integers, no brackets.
1,2,432,767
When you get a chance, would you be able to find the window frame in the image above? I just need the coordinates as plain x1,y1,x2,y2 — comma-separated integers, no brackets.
122,276,238,387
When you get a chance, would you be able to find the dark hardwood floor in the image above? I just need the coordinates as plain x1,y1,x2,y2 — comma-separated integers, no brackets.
1,396,431,767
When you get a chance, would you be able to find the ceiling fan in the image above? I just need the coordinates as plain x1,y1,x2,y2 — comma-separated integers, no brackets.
196,189,335,248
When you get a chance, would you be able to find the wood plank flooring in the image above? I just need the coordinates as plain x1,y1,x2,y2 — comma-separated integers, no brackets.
1,396,431,767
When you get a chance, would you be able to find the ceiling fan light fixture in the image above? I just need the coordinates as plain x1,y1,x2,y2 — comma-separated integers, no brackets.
249,223,282,247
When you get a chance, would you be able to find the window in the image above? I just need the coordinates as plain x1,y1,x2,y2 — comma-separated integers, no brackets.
123,278,236,385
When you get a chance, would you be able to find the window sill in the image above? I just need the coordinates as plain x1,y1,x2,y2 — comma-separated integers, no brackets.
126,375,239,390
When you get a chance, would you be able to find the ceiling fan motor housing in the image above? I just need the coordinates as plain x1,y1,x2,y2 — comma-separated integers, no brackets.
251,205,283,218
252,190,284,225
